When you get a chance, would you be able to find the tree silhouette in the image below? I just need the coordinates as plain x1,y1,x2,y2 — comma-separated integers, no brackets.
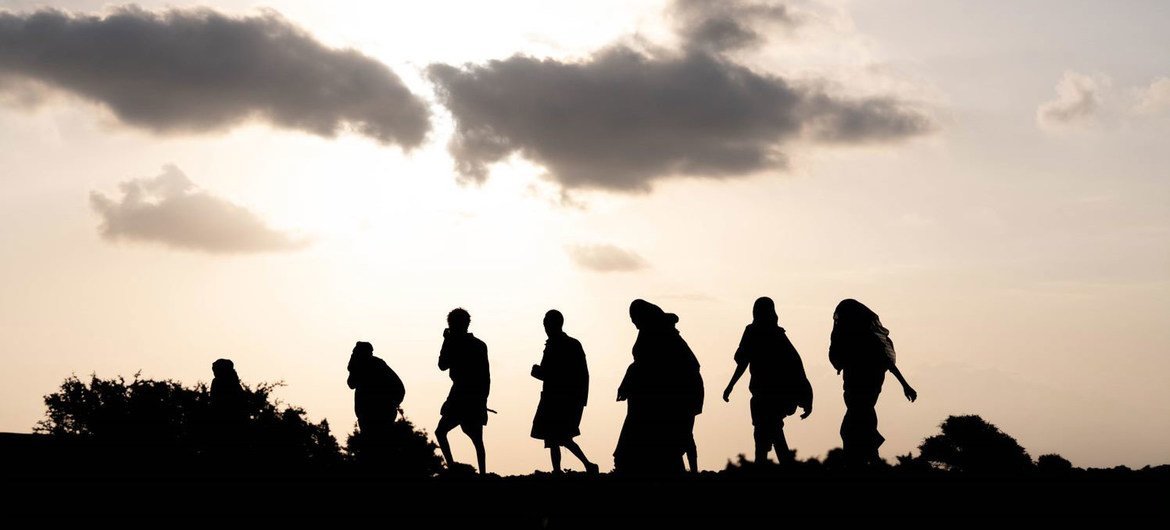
1036,453,1075,475
35,374,341,473
916,415,1034,474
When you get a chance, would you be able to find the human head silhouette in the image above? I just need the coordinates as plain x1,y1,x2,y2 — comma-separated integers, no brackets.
448,307,471,333
630,299,678,330
753,296,778,325
833,298,879,329
832,298,895,361
543,309,564,336
629,299,655,330
352,341,373,358
212,358,236,379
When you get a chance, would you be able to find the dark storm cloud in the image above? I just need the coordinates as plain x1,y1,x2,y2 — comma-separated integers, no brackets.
671,0,798,53
90,165,310,254
0,7,429,147
428,47,934,191
567,243,647,272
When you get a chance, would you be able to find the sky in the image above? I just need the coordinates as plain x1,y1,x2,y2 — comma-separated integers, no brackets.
1,0,1168,475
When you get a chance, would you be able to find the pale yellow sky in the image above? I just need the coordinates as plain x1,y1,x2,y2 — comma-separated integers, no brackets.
1,0,1168,475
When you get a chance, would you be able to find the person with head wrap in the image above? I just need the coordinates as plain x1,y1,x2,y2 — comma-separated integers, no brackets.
723,297,813,465
828,299,917,467
613,299,704,474
347,341,406,468
209,358,248,467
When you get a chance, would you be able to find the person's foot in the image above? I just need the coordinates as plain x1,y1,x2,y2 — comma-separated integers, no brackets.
584,462,600,475
552,468,564,475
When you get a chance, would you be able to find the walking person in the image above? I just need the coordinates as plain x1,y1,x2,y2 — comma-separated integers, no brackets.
530,310,599,474
723,297,813,464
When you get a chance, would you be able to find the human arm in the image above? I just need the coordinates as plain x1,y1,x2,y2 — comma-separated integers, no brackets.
438,330,451,371
617,363,635,401
531,345,547,380
889,363,917,402
723,362,747,402
725,326,753,402
346,358,359,390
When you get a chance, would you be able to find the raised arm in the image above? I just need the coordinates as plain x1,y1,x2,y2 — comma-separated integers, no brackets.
438,342,451,371
889,363,917,402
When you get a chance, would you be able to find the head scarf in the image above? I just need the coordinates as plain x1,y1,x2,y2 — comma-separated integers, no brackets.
832,299,896,364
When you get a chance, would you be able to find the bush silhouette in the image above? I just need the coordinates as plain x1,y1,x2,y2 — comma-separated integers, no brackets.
916,415,1034,474
1036,453,1075,474
345,413,445,478
36,374,341,473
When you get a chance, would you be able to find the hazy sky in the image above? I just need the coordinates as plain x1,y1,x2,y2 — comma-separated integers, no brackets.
1,0,1168,475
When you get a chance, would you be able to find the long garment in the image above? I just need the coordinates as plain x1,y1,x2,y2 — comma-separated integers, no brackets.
733,323,813,435
530,332,589,446
613,324,703,474
439,332,491,428
830,333,889,464
209,375,248,462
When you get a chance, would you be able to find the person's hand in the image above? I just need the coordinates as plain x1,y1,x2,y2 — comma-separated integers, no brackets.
530,364,542,379
836,368,841,375
799,406,812,420
722,386,733,402
904,385,918,403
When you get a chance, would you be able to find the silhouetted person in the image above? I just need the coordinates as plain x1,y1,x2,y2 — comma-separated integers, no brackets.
347,341,405,467
723,297,813,464
613,299,704,475
209,358,248,466
530,310,599,474
829,299,917,468
436,308,491,474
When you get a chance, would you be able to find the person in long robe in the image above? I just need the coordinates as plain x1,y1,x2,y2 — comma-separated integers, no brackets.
614,299,703,474
530,309,599,474
829,299,917,467
209,358,248,467
723,297,813,464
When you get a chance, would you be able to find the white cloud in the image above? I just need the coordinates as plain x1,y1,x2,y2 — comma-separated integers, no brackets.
1133,77,1170,115
90,165,310,254
566,243,647,272
1037,71,1109,130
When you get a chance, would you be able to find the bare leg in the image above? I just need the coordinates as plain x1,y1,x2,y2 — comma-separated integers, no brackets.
562,440,594,468
549,446,562,473
775,424,794,464
467,426,487,475
435,416,458,468
753,428,771,464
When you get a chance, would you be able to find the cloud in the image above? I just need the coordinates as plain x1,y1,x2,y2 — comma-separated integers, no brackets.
567,243,647,272
0,7,429,147
428,1,933,193
1133,77,1170,115
671,0,799,53
90,165,310,254
0,73,47,108
1037,71,1108,129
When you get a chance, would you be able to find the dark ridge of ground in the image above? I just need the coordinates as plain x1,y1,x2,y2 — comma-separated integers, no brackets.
2,433,1166,521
